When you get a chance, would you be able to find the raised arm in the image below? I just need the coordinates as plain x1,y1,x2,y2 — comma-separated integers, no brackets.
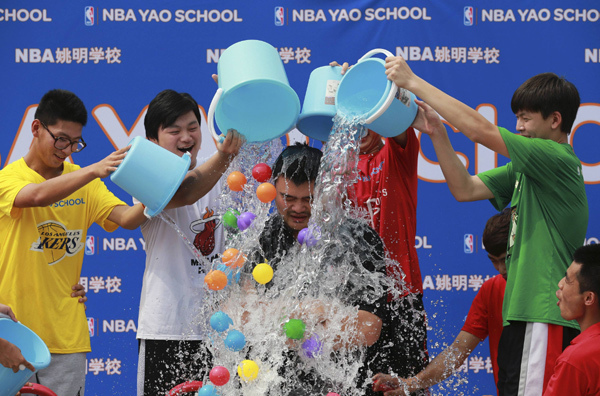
385,56,509,158
165,130,243,209
14,147,129,208
412,99,494,202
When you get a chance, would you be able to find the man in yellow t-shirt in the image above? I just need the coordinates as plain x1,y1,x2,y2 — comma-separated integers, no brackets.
0,89,148,396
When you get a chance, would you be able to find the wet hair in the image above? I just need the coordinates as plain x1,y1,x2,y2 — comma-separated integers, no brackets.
144,89,201,140
573,244,600,299
272,143,323,185
34,89,87,127
510,72,580,134
482,208,511,256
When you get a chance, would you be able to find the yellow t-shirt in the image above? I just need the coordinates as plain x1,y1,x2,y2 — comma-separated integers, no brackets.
0,158,125,353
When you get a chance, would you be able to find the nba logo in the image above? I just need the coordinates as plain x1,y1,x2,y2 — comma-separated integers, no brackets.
85,6,94,26
464,234,474,253
88,317,95,337
85,236,95,255
464,6,474,26
274,7,284,26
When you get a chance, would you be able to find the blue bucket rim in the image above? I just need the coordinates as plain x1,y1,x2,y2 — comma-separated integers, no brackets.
0,318,51,368
109,137,192,217
336,57,392,120
215,79,300,143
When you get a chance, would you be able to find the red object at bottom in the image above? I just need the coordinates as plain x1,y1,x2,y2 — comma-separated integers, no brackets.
166,381,203,395
19,383,58,396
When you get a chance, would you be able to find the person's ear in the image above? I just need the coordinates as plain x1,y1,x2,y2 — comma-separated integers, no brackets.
584,291,597,307
551,111,562,130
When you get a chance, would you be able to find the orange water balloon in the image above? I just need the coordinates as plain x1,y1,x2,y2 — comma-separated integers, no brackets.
256,182,277,203
205,270,228,290
227,171,247,192
222,248,246,268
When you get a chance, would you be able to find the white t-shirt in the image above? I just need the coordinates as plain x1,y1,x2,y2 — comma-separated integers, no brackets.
136,181,223,340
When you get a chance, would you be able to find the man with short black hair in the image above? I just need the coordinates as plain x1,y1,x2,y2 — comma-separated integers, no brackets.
0,89,147,395
544,244,600,395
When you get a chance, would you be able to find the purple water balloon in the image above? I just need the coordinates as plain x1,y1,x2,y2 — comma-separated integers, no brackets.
297,226,320,247
237,212,256,231
302,334,323,358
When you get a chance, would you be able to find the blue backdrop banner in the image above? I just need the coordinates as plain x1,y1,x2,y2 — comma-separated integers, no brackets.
1,1,598,395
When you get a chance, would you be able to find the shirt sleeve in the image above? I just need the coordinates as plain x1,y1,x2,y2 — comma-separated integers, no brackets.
544,359,588,396
477,162,514,212
0,170,30,219
87,178,126,232
461,281,491,340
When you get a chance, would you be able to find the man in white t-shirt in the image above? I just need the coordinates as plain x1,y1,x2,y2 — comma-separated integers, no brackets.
136,89,243,396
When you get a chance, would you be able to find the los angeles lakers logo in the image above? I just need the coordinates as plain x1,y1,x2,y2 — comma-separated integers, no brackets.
31,221,84,265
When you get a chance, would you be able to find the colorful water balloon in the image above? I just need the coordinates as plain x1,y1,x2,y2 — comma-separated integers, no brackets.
227,171,247,192
222,209,240,229
210,311,233,333
204,270,228,291
301,334,323,358
252,163,272,182
217,264,241,285
224,329,246,352
197,384,219,396
237,360,259,382
256,182,277,203
297,226,321,247
222,248,246,268
236,212,256,231
283,318,306,340
252,263,274,284
209,366,230,386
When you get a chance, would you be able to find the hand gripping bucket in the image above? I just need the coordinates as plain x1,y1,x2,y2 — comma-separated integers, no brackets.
0,316,51,396
296,65,343,142
208,39,301,143
335,49,418,137
110,136,191,217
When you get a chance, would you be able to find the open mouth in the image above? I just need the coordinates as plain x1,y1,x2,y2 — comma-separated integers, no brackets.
178,145,194,154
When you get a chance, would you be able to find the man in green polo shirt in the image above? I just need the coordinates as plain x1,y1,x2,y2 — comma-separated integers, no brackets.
385,58,588,396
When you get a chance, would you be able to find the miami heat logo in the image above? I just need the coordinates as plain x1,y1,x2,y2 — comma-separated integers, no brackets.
191,208,221,256
31,221,84,265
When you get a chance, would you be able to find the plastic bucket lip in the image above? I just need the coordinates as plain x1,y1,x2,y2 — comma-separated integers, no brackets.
216,79,300,143
109,137,191,217
0,317,51,396
335,57,392,121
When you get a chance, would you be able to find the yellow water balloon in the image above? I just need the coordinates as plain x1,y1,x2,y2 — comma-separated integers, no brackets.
237,359,259,382
252,263,274,284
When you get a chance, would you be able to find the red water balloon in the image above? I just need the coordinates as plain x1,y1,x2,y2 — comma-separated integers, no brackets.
252,163,272,183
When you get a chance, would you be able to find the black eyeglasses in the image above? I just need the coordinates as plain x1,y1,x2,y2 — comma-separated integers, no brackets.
40,121,87,153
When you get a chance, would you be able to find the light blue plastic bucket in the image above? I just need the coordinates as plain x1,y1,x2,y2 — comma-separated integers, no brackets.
207,39,301,143
296,66,343,142
335,49,418,137
0,316,51,396
110,136,191,217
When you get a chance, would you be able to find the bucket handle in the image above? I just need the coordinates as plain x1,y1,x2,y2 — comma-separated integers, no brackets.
357,49,398,125
207,88,225,144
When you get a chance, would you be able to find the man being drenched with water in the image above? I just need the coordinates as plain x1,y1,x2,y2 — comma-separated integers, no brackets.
244,143,388,396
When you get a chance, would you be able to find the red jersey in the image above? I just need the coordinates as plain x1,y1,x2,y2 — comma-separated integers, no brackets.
354,128,420,296
461,274,506,393
544,322,600,396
